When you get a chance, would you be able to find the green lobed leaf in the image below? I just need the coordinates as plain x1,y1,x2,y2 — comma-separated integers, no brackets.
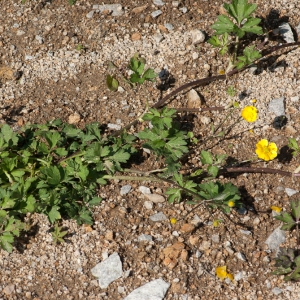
275,212,295,225
207,36,222,47
165,187,182,203
48,205,61,223
200,150,213,165
41,166,62,186
1,124,18,146
242,17,263,35
88,197,102,206
55,148,68,157
137,129,161,141
0,233,14,253
224,0,257,25
130,73,145,84
208,165,219,178
44,131,61,150
143,68,158,81
211,15,236,35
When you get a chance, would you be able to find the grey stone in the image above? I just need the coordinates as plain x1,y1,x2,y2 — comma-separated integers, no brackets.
16,30,25,36
234,272,244,281
107,123,122,130
265,226,286,251
187,89,201,108
190,29,205,45
139,186,151,194
35,35,44,44
144,201,153,210
285,187,298,196
235,252,247,261
278,23,295,43
138,234,153,242
268,97,285,116
91,252,123,288
144,193,165,203
86,10,95,19
153,0,165,6
149,212,167,222
211,234,220,243
164,23,174,31
123,278,170,300
240,229,252,235
25,55,34,60
179,7,188,13
272,287,283,295
151,10,163,18
120,185,132,195
153,33,164,43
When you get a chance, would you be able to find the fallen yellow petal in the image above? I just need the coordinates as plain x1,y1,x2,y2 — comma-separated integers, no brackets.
271,206,282,213
216,266,228,280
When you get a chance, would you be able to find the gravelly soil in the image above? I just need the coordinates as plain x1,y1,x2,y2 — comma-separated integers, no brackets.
1,0,300,299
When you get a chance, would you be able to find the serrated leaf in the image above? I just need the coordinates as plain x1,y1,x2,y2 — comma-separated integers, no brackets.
48,205,61,223
200,150,213,165
1,124,18,146
0,233,14,253
88,197,102,206
208,36,222,47
44,131,61,149
275,212,295,225
167,137,187,148
190,169,203,177
271,266,293,275
137,130,160,141
208,165,219,177
78,210,93,225
77,166,89,181
224,0,257,25
109,150,130,163
143,68,157,81
211,15,236,35
41,166,62,186
130,73,145,84
166,187,182,203
242,17,263,35
55,147,68,157
63,126,82,137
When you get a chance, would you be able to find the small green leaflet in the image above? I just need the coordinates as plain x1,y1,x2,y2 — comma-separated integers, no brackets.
106,75,119,92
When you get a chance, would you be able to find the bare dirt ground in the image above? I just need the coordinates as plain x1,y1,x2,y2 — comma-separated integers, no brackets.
1,0,300,299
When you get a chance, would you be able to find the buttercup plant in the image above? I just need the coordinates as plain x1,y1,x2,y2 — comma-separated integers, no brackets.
2,2,300,289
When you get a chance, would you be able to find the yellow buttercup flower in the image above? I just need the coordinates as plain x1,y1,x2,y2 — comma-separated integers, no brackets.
241,106,258,122
228,200,235,207
170,217,177,225
271,206,282,213
213,219,222,227
255,139,278,161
